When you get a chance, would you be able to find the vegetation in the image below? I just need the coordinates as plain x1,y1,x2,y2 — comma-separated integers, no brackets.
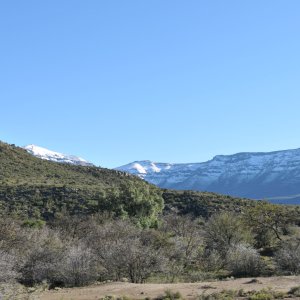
288,286,300,297
1,141,300,293
198,288,286,300
0,208,298,289
0,141,278,224
0,142,164,226
162,190,257,218
95,287,299,300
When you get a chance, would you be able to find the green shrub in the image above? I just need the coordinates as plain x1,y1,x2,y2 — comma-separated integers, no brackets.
249,293,273,300
22,219,45,229
156,290,182,300
248,288,286,300
198,289,237,300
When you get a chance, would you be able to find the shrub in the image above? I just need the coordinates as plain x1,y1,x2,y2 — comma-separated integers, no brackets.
201,249,224,272
288,286,300,297
248,288,286,300
198,289,285,300
249,293,273,300
156,290,182,300
274,238,300,274
226,243,263,276
0,251,19,282
198,289,238,300
61,242,99,286
205,212,253,259
90,220,166,283
19,228,65,286
20,228,99,287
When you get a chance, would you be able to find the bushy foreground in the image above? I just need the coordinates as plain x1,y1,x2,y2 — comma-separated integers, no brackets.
0,202,299,289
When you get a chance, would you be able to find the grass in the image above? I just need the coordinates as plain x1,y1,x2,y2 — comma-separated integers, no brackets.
198,288,287,300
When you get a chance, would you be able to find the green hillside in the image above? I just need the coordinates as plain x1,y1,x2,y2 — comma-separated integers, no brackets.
162,189,258,218
0,142,163,224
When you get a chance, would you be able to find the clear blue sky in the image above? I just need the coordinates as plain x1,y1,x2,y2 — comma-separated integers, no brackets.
1,1,300,168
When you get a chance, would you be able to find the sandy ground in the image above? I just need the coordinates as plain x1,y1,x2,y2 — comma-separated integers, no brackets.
38,276,300,300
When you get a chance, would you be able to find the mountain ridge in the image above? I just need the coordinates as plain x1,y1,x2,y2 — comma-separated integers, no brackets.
116,148,300,203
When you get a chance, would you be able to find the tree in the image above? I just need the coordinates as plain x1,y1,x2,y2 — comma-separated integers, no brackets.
204,212,253,259
89,220,165,283
244,202,292,249
162,213,204,276
61,242,99,286
19,228,65,286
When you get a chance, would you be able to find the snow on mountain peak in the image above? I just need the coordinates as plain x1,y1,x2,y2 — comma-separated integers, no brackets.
116,148,300,202
115,160,175,179
23,144,93,166
131,162,147,174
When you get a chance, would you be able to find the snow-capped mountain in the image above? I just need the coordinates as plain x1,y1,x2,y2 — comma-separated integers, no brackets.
24,145,93,166
116,148,300,204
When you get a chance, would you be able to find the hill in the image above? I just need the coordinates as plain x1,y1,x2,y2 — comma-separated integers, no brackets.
162,189,257,218
0,141,163,224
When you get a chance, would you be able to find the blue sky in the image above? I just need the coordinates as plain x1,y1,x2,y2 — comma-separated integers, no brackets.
1,1,300,168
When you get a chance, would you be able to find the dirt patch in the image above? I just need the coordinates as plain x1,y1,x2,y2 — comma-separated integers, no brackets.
38,276,300,300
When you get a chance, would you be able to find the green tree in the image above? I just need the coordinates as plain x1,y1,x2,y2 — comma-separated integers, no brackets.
204,212,253,258
244,202,293,249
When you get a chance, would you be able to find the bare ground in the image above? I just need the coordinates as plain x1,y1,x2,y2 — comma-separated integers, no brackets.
38,276,300,300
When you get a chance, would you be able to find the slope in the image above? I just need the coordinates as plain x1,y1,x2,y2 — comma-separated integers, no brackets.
0,142,163,224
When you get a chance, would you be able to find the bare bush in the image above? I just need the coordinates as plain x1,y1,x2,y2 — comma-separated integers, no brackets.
0,250,19,282
20,228,65,285
61,242,99,286
0,218,28,255
200,249,224,272
226,243,263,276
162,214,204,266
90,220,165,283
275,238,300,274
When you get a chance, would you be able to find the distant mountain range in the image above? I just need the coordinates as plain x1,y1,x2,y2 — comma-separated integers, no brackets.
24,144,300,204
116,149,300,204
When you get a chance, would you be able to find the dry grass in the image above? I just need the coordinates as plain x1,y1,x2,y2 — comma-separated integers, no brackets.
38,276,300,300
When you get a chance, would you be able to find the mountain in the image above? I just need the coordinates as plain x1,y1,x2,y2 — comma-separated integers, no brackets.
116,148,300,204
23,144,94,166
